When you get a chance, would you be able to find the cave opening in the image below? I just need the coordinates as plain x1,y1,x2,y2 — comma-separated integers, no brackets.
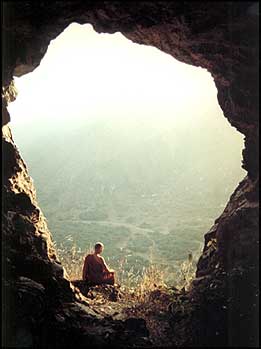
8,22,246,289
2,3,259,347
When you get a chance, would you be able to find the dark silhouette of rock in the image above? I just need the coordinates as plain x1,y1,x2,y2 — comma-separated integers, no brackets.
71,280,122,302
2,2,259,347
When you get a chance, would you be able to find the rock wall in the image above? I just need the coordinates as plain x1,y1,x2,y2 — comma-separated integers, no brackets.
2,124,74,345
2,1,259,347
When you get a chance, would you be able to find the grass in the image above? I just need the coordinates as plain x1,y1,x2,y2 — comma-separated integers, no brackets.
55,238,201,296
55,240,91,281
55,239,202,345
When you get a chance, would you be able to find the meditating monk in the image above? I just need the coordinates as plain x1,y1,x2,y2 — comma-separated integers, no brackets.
82,242,115,286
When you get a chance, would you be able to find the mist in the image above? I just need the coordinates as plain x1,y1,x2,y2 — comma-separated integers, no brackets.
8,23,245,277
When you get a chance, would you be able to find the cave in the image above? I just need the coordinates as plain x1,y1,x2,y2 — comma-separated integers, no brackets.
2,2,259,348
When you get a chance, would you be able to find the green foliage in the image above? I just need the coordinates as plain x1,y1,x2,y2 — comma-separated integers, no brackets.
13,112,245,282
57,236,200,294
79,209,108,221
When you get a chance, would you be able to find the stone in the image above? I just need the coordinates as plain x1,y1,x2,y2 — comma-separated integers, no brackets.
2,2,259,347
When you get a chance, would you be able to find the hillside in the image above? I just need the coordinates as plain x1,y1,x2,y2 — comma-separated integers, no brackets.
11,112,245,282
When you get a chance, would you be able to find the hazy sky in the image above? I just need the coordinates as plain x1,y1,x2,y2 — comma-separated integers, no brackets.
6,22,246,253
9,22,232,126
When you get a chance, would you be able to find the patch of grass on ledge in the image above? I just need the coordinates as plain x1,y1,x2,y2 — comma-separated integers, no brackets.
55,239,203,346
55,239,201,294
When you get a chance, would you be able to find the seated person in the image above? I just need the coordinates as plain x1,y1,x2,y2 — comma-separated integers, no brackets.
82,242,115,286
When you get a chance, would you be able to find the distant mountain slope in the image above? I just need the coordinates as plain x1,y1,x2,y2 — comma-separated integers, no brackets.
11,113,245,267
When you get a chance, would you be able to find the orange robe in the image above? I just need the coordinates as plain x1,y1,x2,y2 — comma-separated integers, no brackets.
82,254,115,286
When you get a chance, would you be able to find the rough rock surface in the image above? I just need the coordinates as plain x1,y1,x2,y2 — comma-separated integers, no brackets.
2,1,259,347
2,125,151,347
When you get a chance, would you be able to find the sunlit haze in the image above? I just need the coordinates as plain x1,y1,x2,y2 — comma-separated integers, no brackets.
10,23,229,127
7,23,246,271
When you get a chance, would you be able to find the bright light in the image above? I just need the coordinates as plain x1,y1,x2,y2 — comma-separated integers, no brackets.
7,22,246,264
9,22,220,127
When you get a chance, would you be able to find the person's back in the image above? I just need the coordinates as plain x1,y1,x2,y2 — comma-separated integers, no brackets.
82,242,115,286
83,253,105,284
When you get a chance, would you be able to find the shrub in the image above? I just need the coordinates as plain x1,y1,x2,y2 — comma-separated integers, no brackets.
55,239,202,295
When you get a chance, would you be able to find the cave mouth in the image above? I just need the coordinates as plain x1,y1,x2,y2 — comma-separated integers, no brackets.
8,22,246,289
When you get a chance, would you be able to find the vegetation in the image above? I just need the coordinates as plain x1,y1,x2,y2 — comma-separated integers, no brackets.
56,239,200,291
8,24,249,345
57,239,200,346
12,108,245,291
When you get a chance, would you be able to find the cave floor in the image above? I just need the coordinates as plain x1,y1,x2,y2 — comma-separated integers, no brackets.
73,282,182,347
